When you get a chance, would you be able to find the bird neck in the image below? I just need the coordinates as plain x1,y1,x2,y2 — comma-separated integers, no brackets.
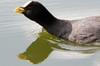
35,10,57,27
31,6,57,28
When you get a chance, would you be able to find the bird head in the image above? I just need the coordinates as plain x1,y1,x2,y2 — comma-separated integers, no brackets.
14,1,44,20
14,1,56,27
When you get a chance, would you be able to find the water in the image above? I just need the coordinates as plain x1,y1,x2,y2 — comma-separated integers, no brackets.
0,0,100,66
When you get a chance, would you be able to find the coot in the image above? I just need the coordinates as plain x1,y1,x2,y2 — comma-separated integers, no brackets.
14,1,100,44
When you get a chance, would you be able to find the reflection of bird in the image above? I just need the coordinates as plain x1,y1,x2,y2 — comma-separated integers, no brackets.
17,29,100,64
17,38,53,64
17,31,66,64
14,1,100,44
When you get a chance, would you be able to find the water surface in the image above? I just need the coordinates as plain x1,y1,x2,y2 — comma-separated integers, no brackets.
0,0,100,66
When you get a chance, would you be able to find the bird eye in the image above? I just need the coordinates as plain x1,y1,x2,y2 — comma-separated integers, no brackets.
28,7,32,9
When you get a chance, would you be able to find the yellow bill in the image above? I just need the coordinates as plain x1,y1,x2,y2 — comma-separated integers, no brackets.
13,1,33,13
13,7,25,13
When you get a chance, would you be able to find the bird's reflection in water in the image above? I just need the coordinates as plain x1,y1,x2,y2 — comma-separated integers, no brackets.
17,29,100,64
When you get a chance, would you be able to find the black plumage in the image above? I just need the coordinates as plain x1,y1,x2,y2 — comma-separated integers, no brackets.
15,1,100,44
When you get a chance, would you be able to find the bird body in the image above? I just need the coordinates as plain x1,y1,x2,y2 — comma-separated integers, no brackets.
69,16,100,43
14,1,100,44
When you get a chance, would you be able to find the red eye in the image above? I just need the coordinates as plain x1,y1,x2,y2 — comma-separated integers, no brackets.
29,7,32,9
